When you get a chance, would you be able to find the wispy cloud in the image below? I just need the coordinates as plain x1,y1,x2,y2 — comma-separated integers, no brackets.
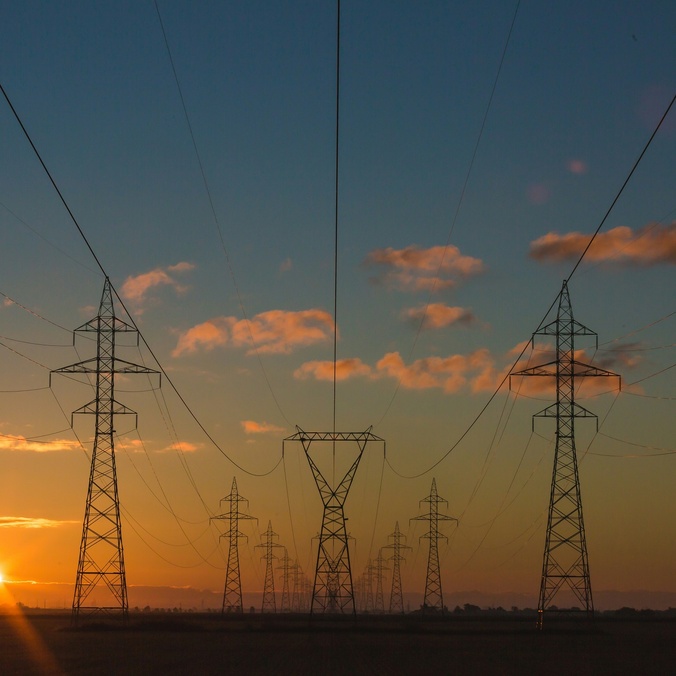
530,222,676,266
121,262,195,309
173,309,334,357
241,420,286,434
402,303,476,330
294,358,373,382
279,257,293,273
364,244,484,292
0,435,81,453
0,516,78,529
157,441,202,453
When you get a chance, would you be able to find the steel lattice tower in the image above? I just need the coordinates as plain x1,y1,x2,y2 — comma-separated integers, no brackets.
512,280,619,629
211,477,257,614
283,427,385,614
411,478,457,614
374,550,388,614
52,278,159,622
383,521,411,614
364,559,375,613
277,548,292,613
255,521,282,613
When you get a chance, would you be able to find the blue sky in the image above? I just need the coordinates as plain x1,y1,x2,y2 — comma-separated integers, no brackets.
0,1,674,608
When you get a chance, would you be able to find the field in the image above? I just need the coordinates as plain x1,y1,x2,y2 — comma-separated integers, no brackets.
1,611,675,675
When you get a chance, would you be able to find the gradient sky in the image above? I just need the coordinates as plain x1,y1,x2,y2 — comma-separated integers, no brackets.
0,1,674,610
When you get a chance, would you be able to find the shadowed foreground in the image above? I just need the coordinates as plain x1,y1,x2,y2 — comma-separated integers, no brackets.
1,612,675,675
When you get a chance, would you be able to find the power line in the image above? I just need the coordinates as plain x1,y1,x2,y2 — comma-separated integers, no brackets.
152,0,291,428
376,0,522,426
0,79,282,478
384,91,675,480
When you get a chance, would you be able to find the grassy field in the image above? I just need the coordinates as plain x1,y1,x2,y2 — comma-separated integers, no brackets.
1,611,674,675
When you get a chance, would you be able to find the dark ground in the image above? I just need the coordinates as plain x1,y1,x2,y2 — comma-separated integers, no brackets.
1,611,674,675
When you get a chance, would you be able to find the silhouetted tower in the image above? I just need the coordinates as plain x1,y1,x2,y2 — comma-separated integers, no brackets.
255,521,282,613
383,522,411,614
411,478,457,614
512,280,619,629
211,477,257,613
374,550,388,614
277,548,292,613
364,559,375,613
283,427,385,614
52,278,159,622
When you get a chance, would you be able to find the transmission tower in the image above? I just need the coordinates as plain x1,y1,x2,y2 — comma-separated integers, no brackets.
363,559,375,613
277,548,292,613
283,427,385,614
411,478,457,614
383,522,411,614
374,550,388,614
512,280,619,629
51,278,159,622
255,521,282,613
211,477,257,614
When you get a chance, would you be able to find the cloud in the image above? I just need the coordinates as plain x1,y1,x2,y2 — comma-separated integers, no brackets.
157,441,202,453
0,516,78,529
279,257,293,273
0,435,81,453
241,420,286,434
375,349,495,394
121,262,195,308
173,308,334,357
529,222,676,266
294,358,373,382
402,303,476,330
373,341,629,397
364,244,484,292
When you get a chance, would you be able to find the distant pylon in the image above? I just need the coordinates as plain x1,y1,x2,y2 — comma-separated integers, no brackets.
383,522,411,614
51,277,159,622
255,521,282,613
283,427,385,614
411,478,457,614
364,559,375,613
374,550,388,614
211,477,257,613
512,280,619,629
277,548,292,613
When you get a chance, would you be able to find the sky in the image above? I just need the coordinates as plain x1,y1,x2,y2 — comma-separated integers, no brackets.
0,1,674,611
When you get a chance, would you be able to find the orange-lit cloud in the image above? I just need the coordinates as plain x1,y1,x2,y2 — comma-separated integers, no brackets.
279,257,293,273
530,222,676,266
402,303,476,329
173,308,334,357
0,435,81,453
0,516,78,529
121,261,195,307
375,349,495,393
241,420,286,434
294,358,373,382
157,441,202,453
364,244,484,292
